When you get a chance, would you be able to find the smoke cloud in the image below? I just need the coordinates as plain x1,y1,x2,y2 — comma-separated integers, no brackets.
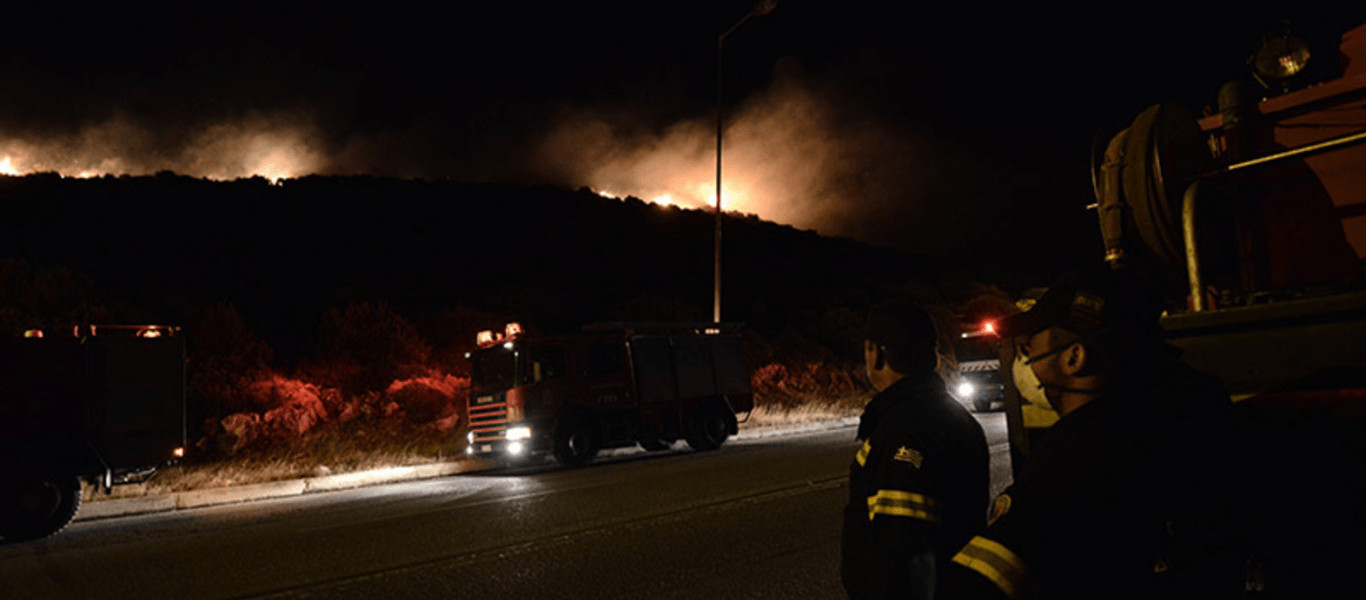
0,67,999,253
528,68,993,253
0,112,326,182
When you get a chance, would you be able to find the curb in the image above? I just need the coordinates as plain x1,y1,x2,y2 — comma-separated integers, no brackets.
74,418,860,524
74,459,497,523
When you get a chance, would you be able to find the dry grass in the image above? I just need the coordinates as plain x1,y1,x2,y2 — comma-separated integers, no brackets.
87,421,462,500
741,396,864,431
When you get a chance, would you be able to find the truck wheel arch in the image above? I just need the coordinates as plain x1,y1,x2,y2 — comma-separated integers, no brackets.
553,415,601,467
686,398,736,452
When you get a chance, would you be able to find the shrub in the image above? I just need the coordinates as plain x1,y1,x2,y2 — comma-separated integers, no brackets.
183,302,275,420
304,301,431,395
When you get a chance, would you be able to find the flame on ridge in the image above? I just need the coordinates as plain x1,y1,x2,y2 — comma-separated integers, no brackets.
0,115,321,184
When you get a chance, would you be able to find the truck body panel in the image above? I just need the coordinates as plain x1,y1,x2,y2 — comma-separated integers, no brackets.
0,326,185,541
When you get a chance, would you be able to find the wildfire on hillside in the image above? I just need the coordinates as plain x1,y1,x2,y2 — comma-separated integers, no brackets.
0,115,320,184
532,71,967,249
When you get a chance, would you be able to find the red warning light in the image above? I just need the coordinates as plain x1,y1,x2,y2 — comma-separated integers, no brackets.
982,321,997,335
505,322,523,338
476,330,496,347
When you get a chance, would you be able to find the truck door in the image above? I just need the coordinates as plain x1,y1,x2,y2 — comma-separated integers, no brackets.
584,341,632,411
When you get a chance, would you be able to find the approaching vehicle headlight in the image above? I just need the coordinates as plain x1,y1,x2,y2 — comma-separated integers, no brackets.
506,426,532,441
507,441,525,455
955,381,976,399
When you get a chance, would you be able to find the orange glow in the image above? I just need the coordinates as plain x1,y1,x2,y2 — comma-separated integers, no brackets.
983,321,996,335
137,328,163,338
0,156,21,176
173,447,185,458
0,116,320,182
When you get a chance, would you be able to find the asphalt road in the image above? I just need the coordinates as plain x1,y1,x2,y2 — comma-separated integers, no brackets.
1,413,1009,600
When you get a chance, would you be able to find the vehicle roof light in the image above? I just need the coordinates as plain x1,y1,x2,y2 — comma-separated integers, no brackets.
477,330,495,346
1250,29,1312,93
505,322,523,338
23,329,43,338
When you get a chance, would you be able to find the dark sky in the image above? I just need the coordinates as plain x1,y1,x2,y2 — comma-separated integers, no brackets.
4,1,1365,277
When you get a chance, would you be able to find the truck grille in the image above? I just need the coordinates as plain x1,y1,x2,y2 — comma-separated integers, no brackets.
469,400,508,442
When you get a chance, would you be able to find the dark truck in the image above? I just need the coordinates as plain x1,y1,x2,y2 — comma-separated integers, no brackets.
464,322,752,467
0,325,186,541
952,321,1005,412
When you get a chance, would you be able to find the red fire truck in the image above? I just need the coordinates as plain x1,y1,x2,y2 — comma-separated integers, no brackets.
464,322,753,467
1,325,186,541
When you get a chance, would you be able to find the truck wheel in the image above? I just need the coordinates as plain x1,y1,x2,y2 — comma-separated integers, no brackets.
686,409,731,452
0,472,82,542
554,421,599,467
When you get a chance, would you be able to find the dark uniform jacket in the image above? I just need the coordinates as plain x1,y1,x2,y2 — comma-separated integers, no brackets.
842,372,991,600
944,360,1244,600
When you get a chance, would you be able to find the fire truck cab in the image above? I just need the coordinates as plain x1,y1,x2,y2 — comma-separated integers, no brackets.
464,322,753,467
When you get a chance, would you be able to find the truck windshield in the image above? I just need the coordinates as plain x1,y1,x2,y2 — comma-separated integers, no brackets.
471,347,517,394
955,335,1001,362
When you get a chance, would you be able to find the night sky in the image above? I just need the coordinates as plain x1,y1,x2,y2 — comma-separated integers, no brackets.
4,1,1365,276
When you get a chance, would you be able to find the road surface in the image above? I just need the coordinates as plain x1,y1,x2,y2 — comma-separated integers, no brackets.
1,413,1009,600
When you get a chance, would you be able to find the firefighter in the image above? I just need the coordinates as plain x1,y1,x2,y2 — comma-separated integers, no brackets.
943,265,1244,600
842,301,990,600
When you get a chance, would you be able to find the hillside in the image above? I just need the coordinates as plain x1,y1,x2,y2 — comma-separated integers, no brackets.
2,173,1010,470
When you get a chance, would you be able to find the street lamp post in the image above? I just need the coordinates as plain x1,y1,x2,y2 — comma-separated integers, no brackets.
715,0,776,324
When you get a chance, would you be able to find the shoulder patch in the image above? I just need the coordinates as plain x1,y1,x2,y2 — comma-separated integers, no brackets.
892,446,924,468
988,493,1012,526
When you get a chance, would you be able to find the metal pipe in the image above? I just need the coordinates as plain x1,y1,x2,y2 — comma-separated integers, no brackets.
1182,180,1206,312
715,33,726,324
1178,128,1366,313
714,2,773,324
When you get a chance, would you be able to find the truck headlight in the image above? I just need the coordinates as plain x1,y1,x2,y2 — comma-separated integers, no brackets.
467,431,476,445
506,426,532,441
955,381,976,399
508,441,525,455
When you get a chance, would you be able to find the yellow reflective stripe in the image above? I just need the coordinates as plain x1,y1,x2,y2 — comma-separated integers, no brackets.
855,439,871,467
866,489,940,523
951,536,1028,600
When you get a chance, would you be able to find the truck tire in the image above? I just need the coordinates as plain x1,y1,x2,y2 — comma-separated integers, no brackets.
554,420,599,467
0,472,82,542
686,408,732,452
